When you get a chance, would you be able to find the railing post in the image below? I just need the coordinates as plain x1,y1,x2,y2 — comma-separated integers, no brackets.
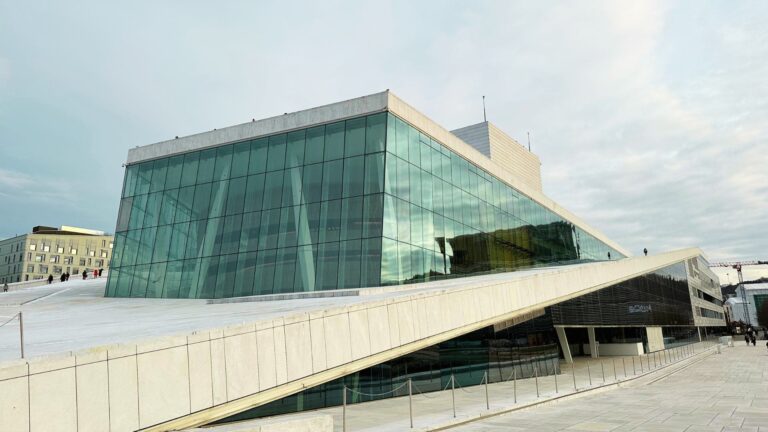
408,379,413,429
571,363,577,391
612,359,617,382
622,357,627,378
513,368,517,403
632,356,636,375
19,312,24,359
600,360,605,383
534,366,539,398
587,361,592,386
554,362,558,394
451,374,456,418
484,371,489,410
342,385,347,432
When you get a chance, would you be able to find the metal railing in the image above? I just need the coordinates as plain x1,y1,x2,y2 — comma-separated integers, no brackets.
0,312,24,358
339,341,719,430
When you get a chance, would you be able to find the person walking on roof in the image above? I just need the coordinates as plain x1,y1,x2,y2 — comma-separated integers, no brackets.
2,283,7,292
60,273,65,283
644,248,648,256
93,269,98,279
82,270,87,280
47,274,53,284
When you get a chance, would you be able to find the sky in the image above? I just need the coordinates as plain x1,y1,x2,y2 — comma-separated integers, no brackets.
1,1,766,277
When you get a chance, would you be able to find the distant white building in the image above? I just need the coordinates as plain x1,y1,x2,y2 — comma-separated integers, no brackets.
724,283,768,326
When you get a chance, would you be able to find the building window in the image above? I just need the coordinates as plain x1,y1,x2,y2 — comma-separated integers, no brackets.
42,245,50,252
35,254,45,262
96,259,104,267
64,256,73,265
39,265,48,273
100,250,108,258
89,250,95,257
109,242,114,249
29,244,36,251
70,248,77,254
57,246,64,253
53,266,62,274
79,258,86,266
27,265,34,272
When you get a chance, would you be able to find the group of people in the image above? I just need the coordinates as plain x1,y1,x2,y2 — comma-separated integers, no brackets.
45,268,105,284
744,326,760,346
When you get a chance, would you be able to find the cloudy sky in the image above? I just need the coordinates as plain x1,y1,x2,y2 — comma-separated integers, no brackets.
1,1,766,277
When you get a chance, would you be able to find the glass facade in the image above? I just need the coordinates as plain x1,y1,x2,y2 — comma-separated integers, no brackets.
214,317,559,423
106,112,624,298
550,262,694,326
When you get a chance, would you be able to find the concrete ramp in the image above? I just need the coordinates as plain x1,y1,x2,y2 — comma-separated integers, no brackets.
0,249,702,432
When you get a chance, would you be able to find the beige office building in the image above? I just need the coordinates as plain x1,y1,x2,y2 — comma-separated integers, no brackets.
0,225,114,284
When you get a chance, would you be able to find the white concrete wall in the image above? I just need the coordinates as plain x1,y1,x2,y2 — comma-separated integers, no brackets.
646,327,665,352
583,342,644,356
0,248,703,432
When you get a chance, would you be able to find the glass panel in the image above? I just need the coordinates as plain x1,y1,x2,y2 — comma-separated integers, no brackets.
282,167,303,208
129,264,150,298
340,196,363,241
208,180,229,219
315,241,339,290
179,258,200,298
135,162,153,195
302,163,323,204
263,171,283,210
128,194,148,230
192,183,212,221
214,254,237,298
197,256,218,298
197,149,216,184
233,252,257,297
159,189,178,226
273,247,297,294
338,239,361,289
213,144,233,181
221,214,243,255
321,159,343,201
185,219,207,259
319,200,341,244
266,134,287,172
278,206,299,248
344,117,365,158
286,130,305,168
153,225,173,263
248,138,268,175
123,165,138,197
361,237,382,287
305,125,325,165
294,245,316,292
146,262,167,298
149,158,168,193
243,174,265,213
324,121,344,161
164,260,183,298
362,194,383,238
239,211,261,253
175,186,195,223
364,153,384,195
228,142,249,179
365,113,386,154
168,222,189,262
225,177,246,216
116,197,133,232
254,249,277,295
180,152,200,187
342,155,364,198
258,208,281,250
143,192,162,228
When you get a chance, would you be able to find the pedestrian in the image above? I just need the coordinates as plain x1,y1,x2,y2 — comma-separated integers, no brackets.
93,269,98,279
745,334,750,346
752,334,757,347
643,248,648,256
82,270,87,280
60,273,65,283
65,272,70,281
98,268,103,277
47,274,53,284
607,252,612,260
2,283,8,292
